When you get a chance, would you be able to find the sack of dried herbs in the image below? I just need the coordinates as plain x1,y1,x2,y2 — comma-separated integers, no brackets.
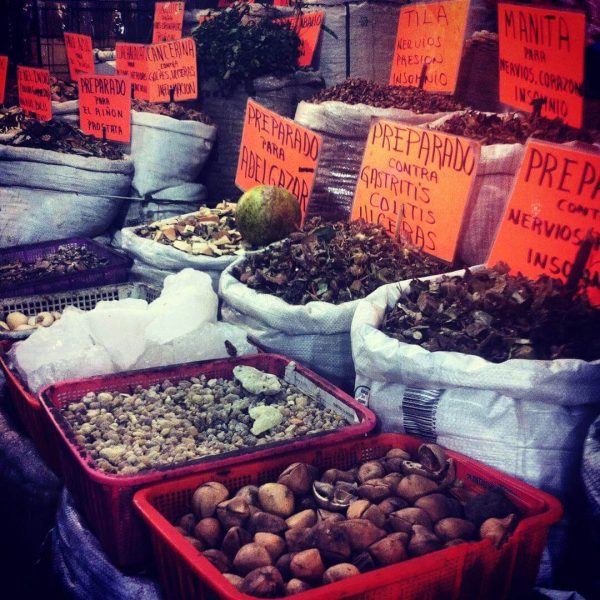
295,79,463,222
51,76,80,124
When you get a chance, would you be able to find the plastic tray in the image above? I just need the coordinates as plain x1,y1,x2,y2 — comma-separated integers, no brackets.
0,237,132,298
134,433,562,600
38,354,376,567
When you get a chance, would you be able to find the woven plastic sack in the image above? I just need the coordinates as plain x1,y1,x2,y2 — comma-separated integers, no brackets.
295,100,459,222
583,414,600,519
0,144,133,247
52,99,79,124
52,489,161,600
130,109,217,197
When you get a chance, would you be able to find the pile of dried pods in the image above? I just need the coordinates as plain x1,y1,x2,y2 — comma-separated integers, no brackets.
131,99,214,124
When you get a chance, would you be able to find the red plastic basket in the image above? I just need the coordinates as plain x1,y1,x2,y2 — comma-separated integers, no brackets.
133,433,562,600
38,354,376,567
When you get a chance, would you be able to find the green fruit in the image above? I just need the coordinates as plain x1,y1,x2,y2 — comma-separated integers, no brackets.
236,185,301,246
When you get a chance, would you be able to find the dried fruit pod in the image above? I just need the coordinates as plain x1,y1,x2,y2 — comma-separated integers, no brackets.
249,511,288,534
297,495,318,510
378,497,409,516
35,311,54,327
259,483,295,518
415,494,460,522
233,543,273,575
202,549,231,572
465,489,517,528
286,509,317,529
223,573,244,591
418,443,447,476
358,478,392,503
278,463,318,495
241,566,284,598
290,548,325,582
322,563,360,584
347,500,386,528
408,525,443,557
286,578,312,595
382,473,403,488
6,312,28,330
386,448,411,460
434,518,476,542
400,461,433,478
178,512,196,534
479,514,517,548
321,468,356,485
368,533,408,566
217,497,251,529
184,535,204,552
0,321,9,331
236,485,260,506
310,521,352,562
275,552,296,579
437,458,457,488
15,323,36,331
194,517,223,547
357,461,386,483
388,507,433,533
222,526,252,559
334,519,386,551
254,532,286,560
352,551,376,573
396,474,439,503
284,527,312,553
316,508,345,523
192,481,229,518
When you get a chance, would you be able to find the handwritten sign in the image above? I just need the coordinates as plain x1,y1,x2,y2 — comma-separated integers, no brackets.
153,2,185,44
351,120,480,262
390,0,469,93
488,140,600,304
116,42,149,100
0,56,7,105
17,66,52,121
236,99,322,221
146,37,197,102
79,75,131,143
498,3,585,128
64,32,94,82
276,12,325,68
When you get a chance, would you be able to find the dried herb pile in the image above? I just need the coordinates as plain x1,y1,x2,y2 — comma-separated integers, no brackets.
0,245,109,286
5,119,125,159
51,76,78,102
432,110,599,145
232,219,455,305
310,79,463,113
132,99,214,125
135,203,249,257
0,106,26,134
382,265,600,362
193,4,300,95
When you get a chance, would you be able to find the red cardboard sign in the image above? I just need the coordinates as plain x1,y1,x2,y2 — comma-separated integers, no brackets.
236,98,322,222
351,119,480,262
17,66,52,121
488,140,600,305
390,0,469,93
78,75,131,143
64,32,94,82
152,2,185,44
498,3,585,128
116,42,149,100
0,56,8,105
146,37,198,102
276,12,325,68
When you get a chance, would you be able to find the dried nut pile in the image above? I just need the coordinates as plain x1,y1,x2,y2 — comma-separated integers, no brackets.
0,106,26,134
131,99,213,124
0,245,109,287
232,219,455,305
0,310,61,333
61,366,348,475
51,76,78,102
431,109,599,145
382,265,600,362
5,119,125,159
134,203,250,257
179,444,519,597
310,79,463,113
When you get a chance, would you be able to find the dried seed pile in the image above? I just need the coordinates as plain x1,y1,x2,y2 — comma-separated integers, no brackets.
232,219,455,305
5,119,125,159
51,76,78,102
0,245,109,286
62,371,348,475
432,110,599,145
134,203,249,257
382,265,600,362
178,443,518,597
132,99,214,124
310,79,463,113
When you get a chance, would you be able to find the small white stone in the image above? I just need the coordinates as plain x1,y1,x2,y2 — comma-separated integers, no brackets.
249,405,284,435
233,366,282,396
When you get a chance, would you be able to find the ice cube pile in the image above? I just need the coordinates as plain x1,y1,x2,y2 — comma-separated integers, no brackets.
9,269,256,392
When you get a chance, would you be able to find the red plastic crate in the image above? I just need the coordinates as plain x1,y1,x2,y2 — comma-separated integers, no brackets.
38,354,376,567
133,433,562,600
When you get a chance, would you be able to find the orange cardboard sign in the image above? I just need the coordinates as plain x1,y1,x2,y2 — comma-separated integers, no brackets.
390,0,469,93
236,98,322,221
17,66,52,121
351,119,480,262
78,75,131,143
146,37,197,102
488,140,600,305
152,2,185,44
64,32,94,82
0,56,8,105
115,42,149,100
275,12,325,68
498,3,585,128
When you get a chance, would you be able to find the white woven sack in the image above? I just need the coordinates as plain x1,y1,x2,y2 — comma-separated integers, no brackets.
52,99,79,124
0,144,133,247
295,101,459,222
130,110,217,197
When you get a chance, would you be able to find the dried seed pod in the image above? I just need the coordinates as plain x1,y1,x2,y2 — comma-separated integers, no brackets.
223,573,244,591
310,522,352,562
221,526,252,559
254,532,286,560
357,478,392,502
194,517,223,548
408,525,443,557
322,563,360,584
347,500,386,528
217,497,251,529
233,543,273,575
241,566,284,598
357,461,386,483
284,527,312,553
321,469,356,485
235,485,260,506
178,512,196,534
259,483,295,518
202,549,231,573
275,552,296,579
479,514,517,548
434,518,476,542
437,458,457,488
415,494,459,522
378,497,409,516
396,474,439,503
386,448,411,460
335,481,358,494
290,549,325,582
418,443,447,476
382,473,403,488
286,509,317,529
297,495,318,510
368,533,408,566
184,535,204,552
192,481,229,518
388,507,433,533
317,508,345,523
400,461,433,478
286,578,312,595
352,551,376,573
334,519,386,551
249,511,288,534
278,463,318,495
